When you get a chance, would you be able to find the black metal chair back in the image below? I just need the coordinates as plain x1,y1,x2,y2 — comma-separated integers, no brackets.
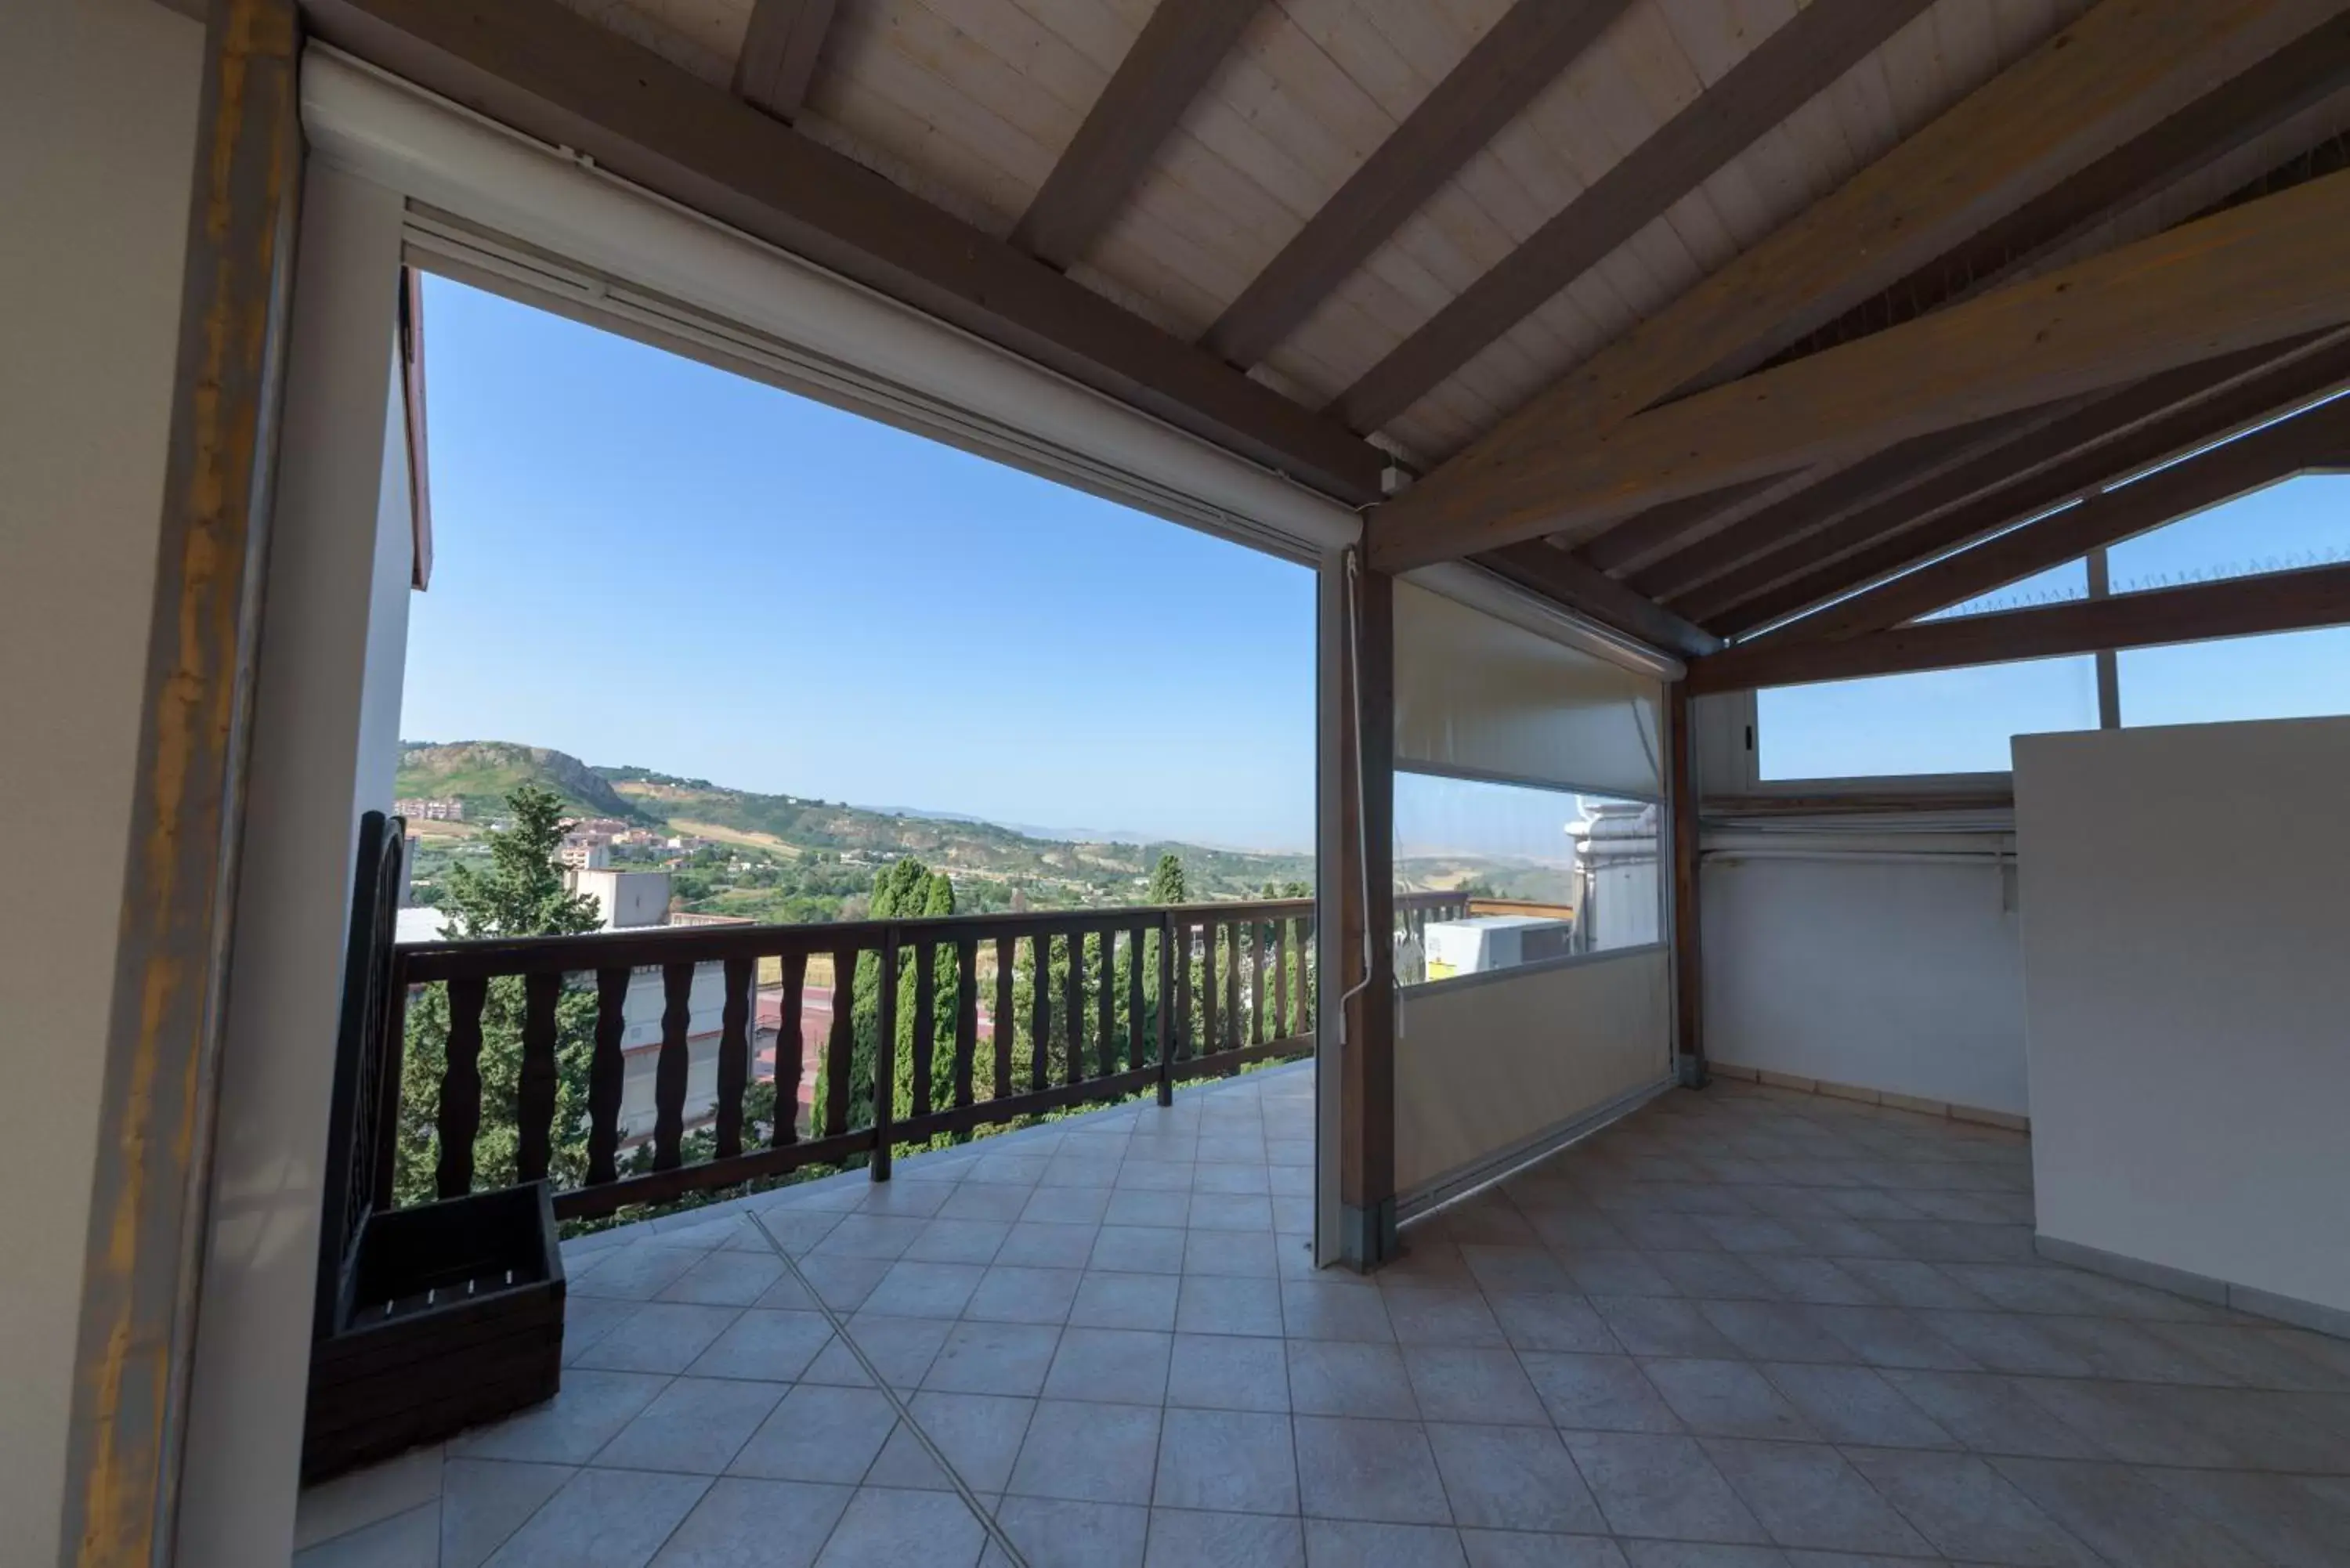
314,811,407,1336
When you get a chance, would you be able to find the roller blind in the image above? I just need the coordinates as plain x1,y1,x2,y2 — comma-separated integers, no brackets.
1394,580,1665,799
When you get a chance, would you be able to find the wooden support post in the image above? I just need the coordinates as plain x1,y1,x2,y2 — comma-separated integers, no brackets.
2090,551,2122,728
1155,916,1176,1107
871,937,895,1182
1668,685,1707,1089
60,3,302,1559
1332,552,1397,1271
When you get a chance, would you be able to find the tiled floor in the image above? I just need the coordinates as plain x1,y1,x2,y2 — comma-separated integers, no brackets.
296,1063,2350,1567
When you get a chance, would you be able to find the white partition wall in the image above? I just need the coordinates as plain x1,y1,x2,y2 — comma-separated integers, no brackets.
2016,716,2350,1327
1389,576,1676,1212
1705,854,2029,1119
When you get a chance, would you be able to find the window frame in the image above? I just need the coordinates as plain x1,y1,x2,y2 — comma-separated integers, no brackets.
1737,544,2129,792
1391,764,1664,987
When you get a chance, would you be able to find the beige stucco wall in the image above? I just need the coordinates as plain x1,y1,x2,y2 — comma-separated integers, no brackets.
0,0,204,1559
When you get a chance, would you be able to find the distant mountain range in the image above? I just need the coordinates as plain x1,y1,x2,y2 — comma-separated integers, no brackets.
870,804,1290,855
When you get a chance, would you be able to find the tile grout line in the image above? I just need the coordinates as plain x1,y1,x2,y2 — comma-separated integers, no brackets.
750,1206,1035,1568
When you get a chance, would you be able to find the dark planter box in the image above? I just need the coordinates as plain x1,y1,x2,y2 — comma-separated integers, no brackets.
302,1181,566,1483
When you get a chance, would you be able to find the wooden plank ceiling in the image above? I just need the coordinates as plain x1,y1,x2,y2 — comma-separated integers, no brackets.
316,0,2350,665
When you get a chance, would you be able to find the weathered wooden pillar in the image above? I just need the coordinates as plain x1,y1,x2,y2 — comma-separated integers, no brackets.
60,1,302,1562
1668,682,1708,1089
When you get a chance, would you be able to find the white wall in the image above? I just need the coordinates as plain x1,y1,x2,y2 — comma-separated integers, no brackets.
616,960,737,1139
1702,855,2030,1118
576,868,672,929
2017,717,2350,1317
0,1,201,1559
1396,949,1670,1198
175,161,414,1566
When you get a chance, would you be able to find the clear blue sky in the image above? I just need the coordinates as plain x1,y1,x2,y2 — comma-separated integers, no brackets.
403,276,1318,851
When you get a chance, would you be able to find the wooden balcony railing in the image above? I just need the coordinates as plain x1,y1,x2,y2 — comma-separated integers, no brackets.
376,893,1466,1221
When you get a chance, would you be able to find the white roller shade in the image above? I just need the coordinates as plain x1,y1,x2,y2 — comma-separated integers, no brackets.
1396,950,1672,1200
1394,580,1665,799
298,47,1359,564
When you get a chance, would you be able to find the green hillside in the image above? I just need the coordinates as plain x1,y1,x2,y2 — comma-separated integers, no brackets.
397,740,649,823
397,740,1317,921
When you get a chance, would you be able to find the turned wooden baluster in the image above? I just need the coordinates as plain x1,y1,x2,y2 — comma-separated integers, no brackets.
823,947,856,1139
586,968,628,1185
772,951,807,1148
516,970,561,1183
436,975,488,1198
1062,930,1086,1085
911,938,938,1121
954,938,978,1110
653,963,693,1171
993,936,1014,1100
714,956,752,1161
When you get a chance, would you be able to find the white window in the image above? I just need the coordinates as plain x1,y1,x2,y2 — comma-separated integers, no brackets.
1393,771,1661,988
1756,658,2099,781
2109,474,2350,728
1751,475,2350,780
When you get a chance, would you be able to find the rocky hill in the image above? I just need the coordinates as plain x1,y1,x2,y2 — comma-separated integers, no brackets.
396,740,648,823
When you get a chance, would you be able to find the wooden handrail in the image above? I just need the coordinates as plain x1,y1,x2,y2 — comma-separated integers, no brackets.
383,895,1464,1220
400,892,1466,980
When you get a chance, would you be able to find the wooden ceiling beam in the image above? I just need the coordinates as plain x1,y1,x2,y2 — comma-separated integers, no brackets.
732,0,838,123
1331,0,1932,435
1577,473,1806,578
1690,334,2350,633
1202,0,1636,370
1686,561,2350,694
1622,411,2059,598
1368,0,2341,565
1647,366,2263,611
1010,0,1267,271
304,0,1389,504
1371,161,2350,569
1757,11,2350,374
1474,542,1722,659
1757,391,2350,645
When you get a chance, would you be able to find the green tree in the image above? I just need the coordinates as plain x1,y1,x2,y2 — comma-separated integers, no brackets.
395,786,604,1204
812,858,966,1141
1148,851,1188,905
